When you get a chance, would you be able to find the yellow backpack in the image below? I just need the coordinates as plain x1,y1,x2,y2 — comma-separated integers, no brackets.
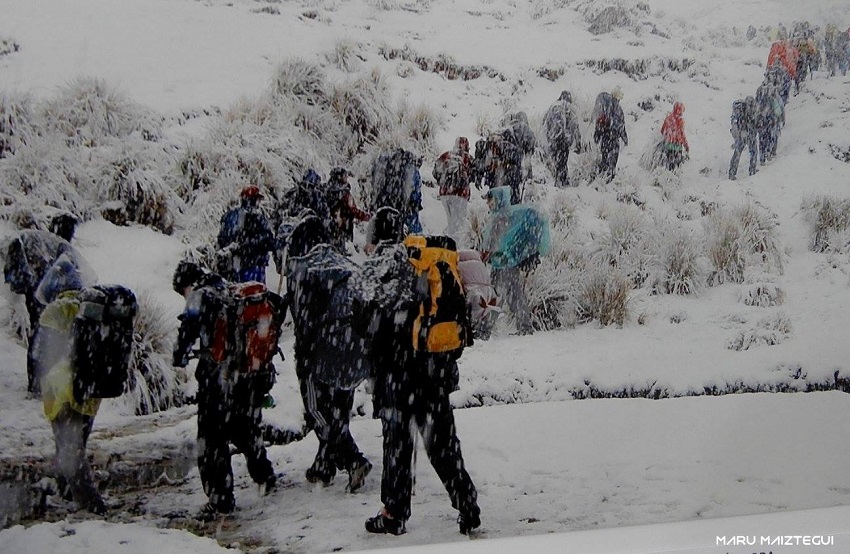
403,235,472,355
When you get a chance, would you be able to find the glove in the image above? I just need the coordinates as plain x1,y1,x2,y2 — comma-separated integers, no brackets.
172,351,190,368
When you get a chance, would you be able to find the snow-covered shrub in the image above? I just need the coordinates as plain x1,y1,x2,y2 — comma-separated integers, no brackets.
726,312,792,351
327,39,362,72
270,59,327,106
329,72,393,148
738,270,784,307
801,195,850,253
585,4,631,35
0,92,38,158
0,136,90,221
705,203,781,285
705,210,747,286
40,77,160,146
397,100,443,153
574,263,630,326
126,293,187,416
737,202,782,272
592,202,656,288
530,0,570,20
91,140,179,234
526,240,587,330
0,37,20,57
661,226,704,295
547,191,577,230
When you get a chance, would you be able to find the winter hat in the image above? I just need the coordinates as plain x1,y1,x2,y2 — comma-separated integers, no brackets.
612,87,624,100
558,90,573,103
35,253,84,305
301,169,322,188
240,184,262,199
328,167,350,184
172,260,205,293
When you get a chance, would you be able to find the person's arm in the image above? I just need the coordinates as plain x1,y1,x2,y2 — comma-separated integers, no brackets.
173,290,205,367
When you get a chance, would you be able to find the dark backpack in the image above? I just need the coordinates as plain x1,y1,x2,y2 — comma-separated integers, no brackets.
71,284,138,402
731,100,749,134
434,151,468,196
291,245,372,389
371,149,417,213
403,235,472,358
210,281,284,377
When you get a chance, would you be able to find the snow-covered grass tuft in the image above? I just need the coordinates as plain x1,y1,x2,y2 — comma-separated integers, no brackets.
661,225,705,295
727,312,792,351
575,262,630,326
327,39,362,72
41,77,160,147
705,203,782,286
0,92,37,158
738,270,784,307
801,195,850,253
126,293,187,416
270,59,327,106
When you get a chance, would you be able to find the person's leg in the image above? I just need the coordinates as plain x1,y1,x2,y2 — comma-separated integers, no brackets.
230,380,275,487
51,407,104,513
196,381,235,512
729,143,743,180
303,378,336,483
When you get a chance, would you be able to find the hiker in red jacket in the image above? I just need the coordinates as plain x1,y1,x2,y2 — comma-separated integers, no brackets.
660,102,690,171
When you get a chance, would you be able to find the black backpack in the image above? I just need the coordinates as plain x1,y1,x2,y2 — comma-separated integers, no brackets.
292,245,372,389
371,149,417,213
71,285,138,402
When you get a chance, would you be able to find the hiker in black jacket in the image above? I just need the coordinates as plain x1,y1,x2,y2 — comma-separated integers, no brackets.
172,261,279,520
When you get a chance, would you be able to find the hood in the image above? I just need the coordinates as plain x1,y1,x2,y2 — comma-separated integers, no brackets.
486,186,513,212
453,136,470,154
672,102,684,116
35,253,87,305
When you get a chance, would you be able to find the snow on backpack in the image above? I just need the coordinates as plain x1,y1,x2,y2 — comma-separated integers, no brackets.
71,284,138,402
210,281,283,377
371,149,417,214
297,246,372,390
731,100,749,137
434,151,467,196
403,235,472,357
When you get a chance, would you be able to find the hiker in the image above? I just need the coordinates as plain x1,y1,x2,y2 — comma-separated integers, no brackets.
4,213,86,396
216,184,275,283
361,233,480,536
483,130,524,204
458,249,499,341
766,40,798,100
728,96,759,180
505,111,537,181
660,102,689,171
172,261,281,520
543,91,582,187
32,254,107,514
370,149,423,234
592,88,628,182
756,81,783,164
482,186,551,336
285,215,373,491
434,137,473,247
325,167,371,252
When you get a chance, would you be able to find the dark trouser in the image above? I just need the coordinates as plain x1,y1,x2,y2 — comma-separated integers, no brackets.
758,122,778,163
729,136,758,179
51,407,102,509
25,291,43,395
298,369,366,479
665,148,684,171
380,357,478,521
549,139,572,187
598,139,621,182
197,373,274,511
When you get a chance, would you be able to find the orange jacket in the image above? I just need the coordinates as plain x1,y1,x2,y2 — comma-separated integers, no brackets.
661,102,689,151
767,40,799,78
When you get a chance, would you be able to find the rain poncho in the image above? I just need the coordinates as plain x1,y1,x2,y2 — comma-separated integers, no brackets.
3,230,87,295
482,187,551,270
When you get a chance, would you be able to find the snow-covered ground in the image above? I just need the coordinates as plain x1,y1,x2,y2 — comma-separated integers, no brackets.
2,0,850,552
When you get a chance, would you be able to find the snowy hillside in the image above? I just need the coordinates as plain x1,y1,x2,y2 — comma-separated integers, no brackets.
2,0,850,552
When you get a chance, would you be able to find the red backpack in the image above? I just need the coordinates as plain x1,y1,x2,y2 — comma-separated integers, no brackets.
210,281,284,376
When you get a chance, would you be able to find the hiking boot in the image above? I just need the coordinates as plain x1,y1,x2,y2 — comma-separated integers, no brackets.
365,510,406,535
261,473,278,496
196,502,233,522
347,459,372,493
458,510,481,535
305,467,334,487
